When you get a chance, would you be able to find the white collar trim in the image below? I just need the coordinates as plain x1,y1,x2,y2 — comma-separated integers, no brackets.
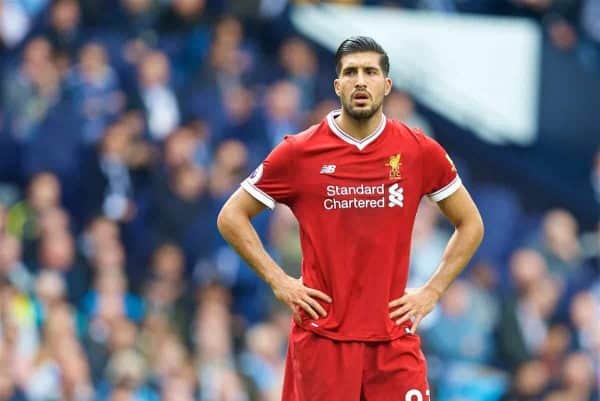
326,109,387,151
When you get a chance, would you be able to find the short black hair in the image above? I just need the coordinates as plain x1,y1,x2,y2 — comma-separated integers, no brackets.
335,36,390,77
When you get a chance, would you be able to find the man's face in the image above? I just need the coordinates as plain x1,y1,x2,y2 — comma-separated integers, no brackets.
334,52,392,120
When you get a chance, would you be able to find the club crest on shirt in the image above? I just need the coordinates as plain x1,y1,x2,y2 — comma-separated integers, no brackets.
385,153,402,180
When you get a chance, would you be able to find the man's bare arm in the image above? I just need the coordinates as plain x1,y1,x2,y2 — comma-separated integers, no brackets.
389,186,484,332
425,186,484,294
217,189,332,323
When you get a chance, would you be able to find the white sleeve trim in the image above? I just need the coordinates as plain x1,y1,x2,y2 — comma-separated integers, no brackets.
427,176,462,202
241,180,276,209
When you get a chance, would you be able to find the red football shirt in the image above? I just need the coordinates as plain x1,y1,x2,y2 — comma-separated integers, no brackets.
241,109,461,341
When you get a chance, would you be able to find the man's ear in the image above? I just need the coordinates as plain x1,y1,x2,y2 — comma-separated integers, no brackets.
334,79,341,97
384,77,393,96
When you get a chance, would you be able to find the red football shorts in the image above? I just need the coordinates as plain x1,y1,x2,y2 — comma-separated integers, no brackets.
281,323,431,401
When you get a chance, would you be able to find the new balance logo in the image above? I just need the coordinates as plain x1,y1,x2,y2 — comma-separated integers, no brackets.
320,164,336,174
388,183,404,207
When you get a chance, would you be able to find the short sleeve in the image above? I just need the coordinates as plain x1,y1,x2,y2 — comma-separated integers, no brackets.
240,137,296,209
420,133,462,202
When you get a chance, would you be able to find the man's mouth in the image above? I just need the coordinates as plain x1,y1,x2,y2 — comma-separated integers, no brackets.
352,92,370,105
353,92,370,100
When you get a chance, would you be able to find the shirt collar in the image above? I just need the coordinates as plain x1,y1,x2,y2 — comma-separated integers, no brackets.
326,109,387,151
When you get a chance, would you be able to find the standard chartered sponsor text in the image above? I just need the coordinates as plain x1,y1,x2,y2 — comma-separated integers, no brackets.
324,184,386,210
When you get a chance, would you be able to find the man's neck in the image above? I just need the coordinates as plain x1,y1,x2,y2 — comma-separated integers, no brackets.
335,109,384,141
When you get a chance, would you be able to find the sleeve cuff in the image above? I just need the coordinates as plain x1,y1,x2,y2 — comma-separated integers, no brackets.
241,180,276,209
427,176,462,202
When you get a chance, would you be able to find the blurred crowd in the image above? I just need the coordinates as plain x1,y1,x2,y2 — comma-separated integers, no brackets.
0,1,598,401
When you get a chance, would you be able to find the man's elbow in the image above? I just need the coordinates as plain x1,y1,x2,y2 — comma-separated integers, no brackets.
457,211,484,248
217,204,235,238
472,213,485,247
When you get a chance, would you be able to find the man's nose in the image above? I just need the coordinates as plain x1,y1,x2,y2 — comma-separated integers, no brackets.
355,70,367,87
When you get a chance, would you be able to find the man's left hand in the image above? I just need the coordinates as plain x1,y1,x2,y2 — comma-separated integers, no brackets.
388,286,442,334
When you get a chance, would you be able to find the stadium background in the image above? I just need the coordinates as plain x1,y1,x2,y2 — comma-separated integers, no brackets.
0,0,598,400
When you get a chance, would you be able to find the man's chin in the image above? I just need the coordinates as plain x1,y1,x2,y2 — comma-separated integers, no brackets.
346,106,377,121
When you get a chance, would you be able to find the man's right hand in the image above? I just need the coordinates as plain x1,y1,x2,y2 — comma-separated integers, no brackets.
271,275,332,325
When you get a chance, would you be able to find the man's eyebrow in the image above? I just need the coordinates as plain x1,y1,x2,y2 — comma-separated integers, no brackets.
343,64,379,70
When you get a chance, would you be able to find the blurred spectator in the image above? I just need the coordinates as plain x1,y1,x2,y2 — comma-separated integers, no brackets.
7,171,61,244
501,360,550,401
194,286,235,364
188,15,258,128
268,206,302,278
0,278,39,380
81,270,144,324
193,287,250,401
0,234,34,294
497,249,560,368
2,37,59,141
264,80,302,146
83,316,138,386
160,373,197,401
143,243,191,340
305,99,339,126
423,276,506,401
78,216,121,263
239,322,286,401
149,243,185,287
409,200,450,289
0,364,28,401
37,207,70,237
157,0,210,81
569,291,600,352
57,338,94,401
507,249,549,295
537,324,571,383
36,231,88,303
32,270,67,329
149,162,207,246
559,352,597,401
149,333,192,388
162,126,203,171
198,35,245,91
547,16,578,52
424,280,497,364
81,123,135,223
86,237,126,280
45,0,84,60
208,140,248,200
67,42,125,145
117,0,161,43
204,141,276,326
384,90,435,137
22,302,79,401
278,37,319,112
538,209,583,276
135,50,180,141
101,348,157,401
220,85,270,167
159,0,207,35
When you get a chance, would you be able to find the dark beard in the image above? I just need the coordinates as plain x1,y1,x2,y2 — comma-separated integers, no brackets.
341,97,382,121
